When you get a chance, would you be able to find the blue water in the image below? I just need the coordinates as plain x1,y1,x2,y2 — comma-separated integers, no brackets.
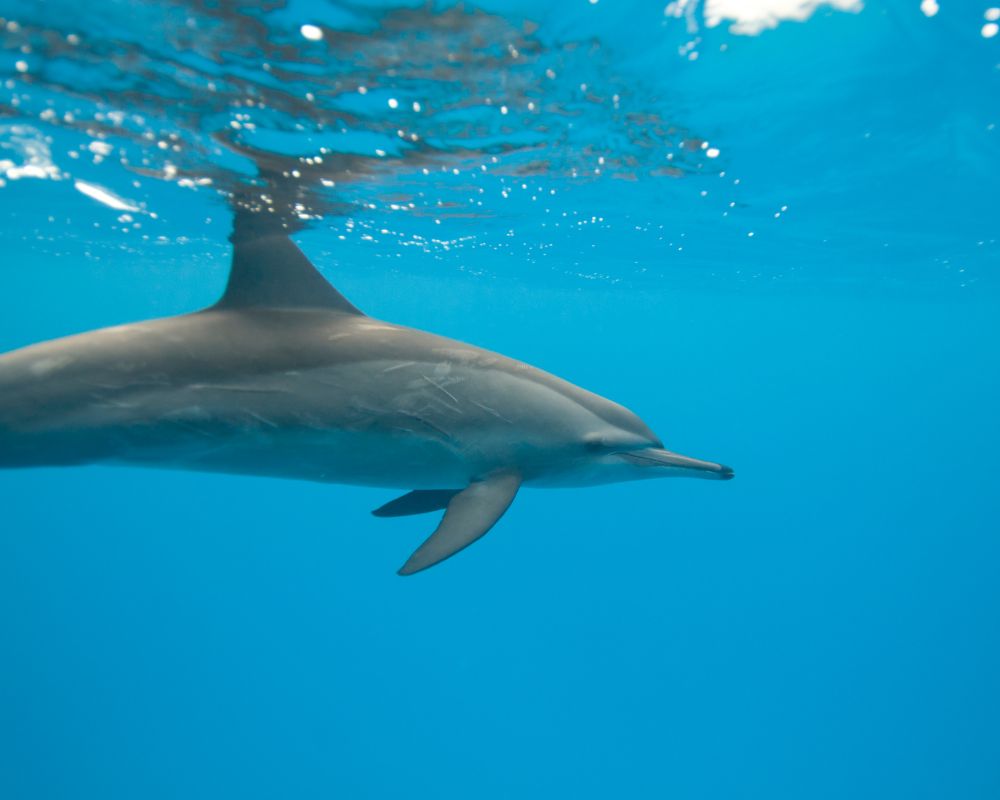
1,1,998,797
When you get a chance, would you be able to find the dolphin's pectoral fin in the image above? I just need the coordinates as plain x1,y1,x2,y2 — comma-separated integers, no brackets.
397,472,521,576
372,489,460,518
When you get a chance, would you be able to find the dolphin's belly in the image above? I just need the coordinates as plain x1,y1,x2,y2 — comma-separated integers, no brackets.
148,428,475,489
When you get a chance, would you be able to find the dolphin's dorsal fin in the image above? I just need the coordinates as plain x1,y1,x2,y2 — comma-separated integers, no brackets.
213,213,363,314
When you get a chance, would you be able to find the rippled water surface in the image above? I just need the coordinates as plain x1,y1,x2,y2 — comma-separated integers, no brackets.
1,1,998,798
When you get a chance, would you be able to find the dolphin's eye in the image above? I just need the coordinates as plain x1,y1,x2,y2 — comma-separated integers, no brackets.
584,437,609,453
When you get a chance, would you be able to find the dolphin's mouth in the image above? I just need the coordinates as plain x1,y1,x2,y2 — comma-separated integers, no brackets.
618,447,735,480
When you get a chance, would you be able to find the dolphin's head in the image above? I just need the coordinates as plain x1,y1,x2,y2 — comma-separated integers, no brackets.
578,430,733,486
526,395,734,487
584,436,735,483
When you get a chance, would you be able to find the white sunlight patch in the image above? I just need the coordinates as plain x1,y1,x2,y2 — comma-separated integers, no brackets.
704,0,863,35
299,24,323,41
0,125,65,182
74,180,139,211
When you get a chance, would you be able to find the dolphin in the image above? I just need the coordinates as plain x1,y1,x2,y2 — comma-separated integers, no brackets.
0,215,733,575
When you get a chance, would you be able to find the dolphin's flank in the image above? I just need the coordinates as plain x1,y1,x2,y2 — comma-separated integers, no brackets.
0,213,733,575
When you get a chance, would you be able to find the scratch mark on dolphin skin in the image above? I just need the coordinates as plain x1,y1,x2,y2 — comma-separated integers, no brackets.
242,411,279,428
162,418,221,438
421,374,459,404
382,361,417,373
470,399,513,424
188,383,291,394
398,411,453,442
94,400,138,410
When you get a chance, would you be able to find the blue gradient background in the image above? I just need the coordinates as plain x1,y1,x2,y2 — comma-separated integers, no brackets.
1,1,999,798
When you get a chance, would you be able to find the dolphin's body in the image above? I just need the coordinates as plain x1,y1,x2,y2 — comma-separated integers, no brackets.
0,221,732,574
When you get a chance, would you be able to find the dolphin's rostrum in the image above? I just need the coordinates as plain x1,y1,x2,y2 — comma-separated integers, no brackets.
0,215,733,575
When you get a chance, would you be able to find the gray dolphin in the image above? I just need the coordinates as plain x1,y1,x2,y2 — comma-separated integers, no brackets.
0,218,733,574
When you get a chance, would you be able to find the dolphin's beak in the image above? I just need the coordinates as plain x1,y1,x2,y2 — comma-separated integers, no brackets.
619,447,735,480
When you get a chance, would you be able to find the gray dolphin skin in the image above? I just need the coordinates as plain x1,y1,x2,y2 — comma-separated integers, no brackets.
0,217,733,575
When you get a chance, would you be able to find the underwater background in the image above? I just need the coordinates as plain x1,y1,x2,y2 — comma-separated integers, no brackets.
1,0,998,797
